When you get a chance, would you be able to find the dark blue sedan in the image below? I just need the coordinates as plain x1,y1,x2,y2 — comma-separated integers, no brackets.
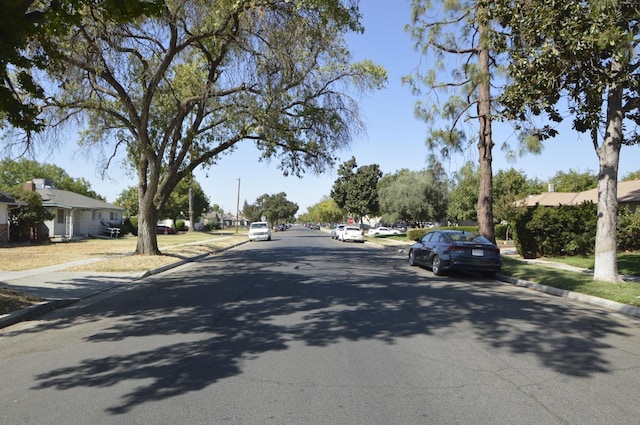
408,230,502,277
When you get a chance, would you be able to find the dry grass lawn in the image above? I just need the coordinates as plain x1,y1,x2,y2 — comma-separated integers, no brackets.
0,232,247,315
0,232,247,272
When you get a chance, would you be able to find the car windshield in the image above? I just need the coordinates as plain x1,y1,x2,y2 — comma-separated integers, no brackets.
345,227,359,231
251,223,267,229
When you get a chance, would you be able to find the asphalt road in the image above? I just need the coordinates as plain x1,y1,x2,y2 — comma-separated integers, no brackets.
1,226,640,424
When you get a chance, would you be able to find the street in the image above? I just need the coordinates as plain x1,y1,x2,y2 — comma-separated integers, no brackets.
1,226,640,424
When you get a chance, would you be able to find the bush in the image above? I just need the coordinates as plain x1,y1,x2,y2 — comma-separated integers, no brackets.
618,206,640,251
495,223,509,240
512,203,597,258
176,220,186,231
123,217,138,236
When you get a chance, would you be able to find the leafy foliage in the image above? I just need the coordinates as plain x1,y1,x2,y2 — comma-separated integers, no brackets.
8,188,55,241
26,0,385,254
446,162,479,223
331,156,382,222
0,0,164,137
254,192,299,225
0,158,104,200
617,206,640,252
512,203,598,258
377,160,448,225
304,197,344,224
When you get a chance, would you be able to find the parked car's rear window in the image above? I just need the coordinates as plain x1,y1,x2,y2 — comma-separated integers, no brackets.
250,222,268,229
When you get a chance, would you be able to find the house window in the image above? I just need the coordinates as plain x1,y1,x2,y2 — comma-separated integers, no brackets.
57,209,65,224
92,210,102,221
110,211,119,221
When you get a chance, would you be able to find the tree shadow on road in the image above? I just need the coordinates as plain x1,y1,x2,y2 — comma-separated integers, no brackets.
12,241,632,414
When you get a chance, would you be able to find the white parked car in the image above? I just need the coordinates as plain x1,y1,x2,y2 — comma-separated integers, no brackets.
331,224,345,239
340,226,364,243
367,226,401,236
248,221,271,241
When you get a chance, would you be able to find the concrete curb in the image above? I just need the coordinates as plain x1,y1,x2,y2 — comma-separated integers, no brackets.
496,274,640,319
0,239,249,329
385,244,640,320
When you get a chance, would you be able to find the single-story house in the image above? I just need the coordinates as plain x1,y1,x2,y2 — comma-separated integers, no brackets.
24,179,123,239
0,190,22,242
518,179,640,211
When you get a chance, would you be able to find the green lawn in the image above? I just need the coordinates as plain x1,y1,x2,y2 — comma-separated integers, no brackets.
500,257,640,307
546,252,640,276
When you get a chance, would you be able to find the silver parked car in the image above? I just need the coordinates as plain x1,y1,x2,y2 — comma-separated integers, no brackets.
331,224,345,239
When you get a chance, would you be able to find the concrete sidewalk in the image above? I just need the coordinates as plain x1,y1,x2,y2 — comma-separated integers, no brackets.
0,237,249,329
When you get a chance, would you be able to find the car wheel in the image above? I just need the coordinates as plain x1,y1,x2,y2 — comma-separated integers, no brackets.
408,249,416,266
431,255,443,276
267,236,271,241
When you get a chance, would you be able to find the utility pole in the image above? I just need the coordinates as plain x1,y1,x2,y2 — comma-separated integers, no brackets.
235,178,241,234
188,177,194,232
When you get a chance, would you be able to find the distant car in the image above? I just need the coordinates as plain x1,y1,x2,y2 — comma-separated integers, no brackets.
248,221,272,241
331,224,345,239
275,224,286,232
368,226,401,236
408,230,501,277
156,225,176,235
340,226,364,243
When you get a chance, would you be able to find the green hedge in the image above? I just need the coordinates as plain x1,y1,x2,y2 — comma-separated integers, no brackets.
618,206,640,251
513,203,597,258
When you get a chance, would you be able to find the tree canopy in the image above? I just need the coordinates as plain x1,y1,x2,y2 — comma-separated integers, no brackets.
254,192,299,225
24,0,386,255
0,158,104,200
331,156,382,223
0,0,164,138
378,161,448,225
489,0,640,282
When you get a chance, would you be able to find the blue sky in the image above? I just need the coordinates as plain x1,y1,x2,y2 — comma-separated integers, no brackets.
32,0,639,215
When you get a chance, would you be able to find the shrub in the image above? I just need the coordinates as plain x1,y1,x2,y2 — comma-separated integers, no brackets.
123,217,138,236
618,206,640,251
512,203,597,258
176,220,186,231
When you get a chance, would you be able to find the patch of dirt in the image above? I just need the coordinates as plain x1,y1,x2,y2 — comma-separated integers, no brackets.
0,287,43,315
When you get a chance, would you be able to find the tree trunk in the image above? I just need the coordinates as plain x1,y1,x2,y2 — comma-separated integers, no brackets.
593,70,623,283
476,24,496,244
135,172,162,255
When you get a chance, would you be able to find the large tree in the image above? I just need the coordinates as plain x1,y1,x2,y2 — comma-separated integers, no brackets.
305,196,344,224
29,0,386,255
254,192,299,226
490,0,640,282
161,177,210,227
405,0,504,243
378,161,448,225
331,156,382,225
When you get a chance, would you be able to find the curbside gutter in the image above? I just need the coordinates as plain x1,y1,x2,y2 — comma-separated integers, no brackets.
496,274,640,319
387,244,640,320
